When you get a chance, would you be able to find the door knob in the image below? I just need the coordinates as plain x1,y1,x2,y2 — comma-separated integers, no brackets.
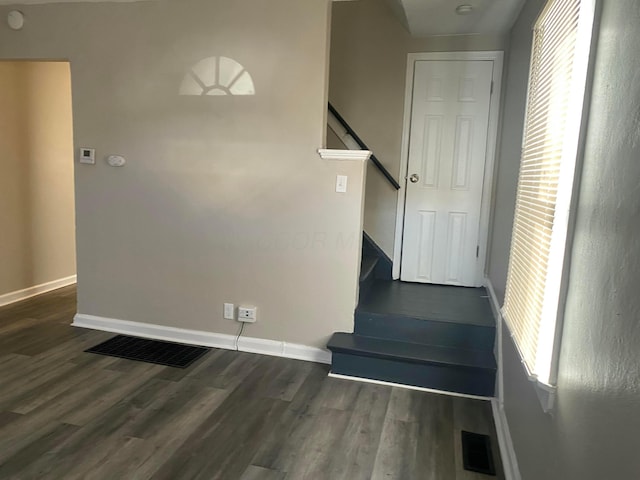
409,173,420,183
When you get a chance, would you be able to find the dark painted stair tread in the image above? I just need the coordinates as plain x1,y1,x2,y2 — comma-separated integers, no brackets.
360,255,379,282
355,311,495,351
327,333,496,371
358,280,495,328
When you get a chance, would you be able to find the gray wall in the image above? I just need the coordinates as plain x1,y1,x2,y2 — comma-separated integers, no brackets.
488,0,640,478
329,0,506,257
0,0,367,349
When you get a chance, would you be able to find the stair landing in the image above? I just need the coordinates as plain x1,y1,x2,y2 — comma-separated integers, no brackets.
358,280,495,327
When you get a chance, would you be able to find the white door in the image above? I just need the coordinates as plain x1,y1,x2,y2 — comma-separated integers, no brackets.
400,60,494,286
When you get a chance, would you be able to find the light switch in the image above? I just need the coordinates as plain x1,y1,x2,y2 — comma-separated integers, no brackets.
336,175,348,193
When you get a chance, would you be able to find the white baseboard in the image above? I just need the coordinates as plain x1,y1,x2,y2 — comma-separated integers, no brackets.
485,278,521,479
72,313,332,365
491,399,521,480
328,372,493,401
484,277,502,320
0,275,77,307
485,277,504,403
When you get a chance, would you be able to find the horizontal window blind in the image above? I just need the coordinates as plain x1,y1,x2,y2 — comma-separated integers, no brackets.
503,0,589,384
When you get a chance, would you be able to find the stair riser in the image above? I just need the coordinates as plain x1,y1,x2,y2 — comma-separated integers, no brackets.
362,233,392,280
373,257,392,280
355,312,495,351
331,352,495,397
359,273,375,303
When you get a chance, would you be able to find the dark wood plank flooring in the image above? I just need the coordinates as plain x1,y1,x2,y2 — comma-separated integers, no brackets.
0,286,504,479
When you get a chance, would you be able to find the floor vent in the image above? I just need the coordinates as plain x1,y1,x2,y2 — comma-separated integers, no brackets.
86,335,209,368
461,431,496,476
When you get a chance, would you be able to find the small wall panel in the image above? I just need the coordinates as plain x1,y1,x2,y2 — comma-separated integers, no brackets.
451,116,474,190
421,116,443,188
416,211,437,280
445,213,467,282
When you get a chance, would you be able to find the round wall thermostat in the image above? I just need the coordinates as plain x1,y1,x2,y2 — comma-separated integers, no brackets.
7,11,24,30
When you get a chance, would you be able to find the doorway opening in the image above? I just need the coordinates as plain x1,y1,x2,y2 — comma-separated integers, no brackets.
0,61,77,306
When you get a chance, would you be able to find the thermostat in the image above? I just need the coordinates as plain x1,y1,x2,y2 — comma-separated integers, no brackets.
79,148,96,164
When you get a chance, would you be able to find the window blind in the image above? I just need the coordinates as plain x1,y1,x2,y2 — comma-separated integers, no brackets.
503,0,593,386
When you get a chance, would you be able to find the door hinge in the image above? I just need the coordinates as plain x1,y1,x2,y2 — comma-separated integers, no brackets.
476,246,480,258
490,81,494,95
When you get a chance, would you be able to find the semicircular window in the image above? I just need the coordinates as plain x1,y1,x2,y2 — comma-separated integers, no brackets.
179,56,255,96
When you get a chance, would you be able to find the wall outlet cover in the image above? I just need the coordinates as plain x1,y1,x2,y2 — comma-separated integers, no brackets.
238,306,257,323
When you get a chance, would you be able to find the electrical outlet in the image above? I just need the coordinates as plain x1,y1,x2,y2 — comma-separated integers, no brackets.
238,306,257,323
223,303,235,320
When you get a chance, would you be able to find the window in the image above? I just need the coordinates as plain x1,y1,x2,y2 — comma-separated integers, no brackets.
502,0,596,402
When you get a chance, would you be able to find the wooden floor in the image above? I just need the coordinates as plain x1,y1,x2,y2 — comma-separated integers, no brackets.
0,286,504,480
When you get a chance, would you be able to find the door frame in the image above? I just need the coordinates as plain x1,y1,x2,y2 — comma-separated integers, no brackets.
392,51,504,285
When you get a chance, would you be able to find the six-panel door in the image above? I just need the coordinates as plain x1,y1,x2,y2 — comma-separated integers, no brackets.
401,60,494,286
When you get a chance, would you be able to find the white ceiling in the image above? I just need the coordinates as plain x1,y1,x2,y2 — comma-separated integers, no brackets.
387,0,525,36
0,0,145,4
1,0,524,37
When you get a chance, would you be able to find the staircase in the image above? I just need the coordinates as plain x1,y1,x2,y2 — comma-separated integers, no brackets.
327,234,497,397
325,104,496,397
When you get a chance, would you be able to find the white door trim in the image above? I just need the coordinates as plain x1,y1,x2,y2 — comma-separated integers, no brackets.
392,51,504,283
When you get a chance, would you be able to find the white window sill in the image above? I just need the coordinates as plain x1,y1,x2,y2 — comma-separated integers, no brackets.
532,378,557,413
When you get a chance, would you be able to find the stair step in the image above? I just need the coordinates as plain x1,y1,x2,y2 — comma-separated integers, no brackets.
358,255,379,303
360,255,379,283
359,280,495,327
328,333,496,370
362,233,392,280
327,333,496,397
362,237,378,257
355,280,495,350
355,311,495,351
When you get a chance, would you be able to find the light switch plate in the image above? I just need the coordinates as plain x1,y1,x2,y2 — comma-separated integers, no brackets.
223,303,235,320
336,175,348,193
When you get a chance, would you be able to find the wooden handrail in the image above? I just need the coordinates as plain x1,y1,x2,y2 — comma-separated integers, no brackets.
328,103,401,190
